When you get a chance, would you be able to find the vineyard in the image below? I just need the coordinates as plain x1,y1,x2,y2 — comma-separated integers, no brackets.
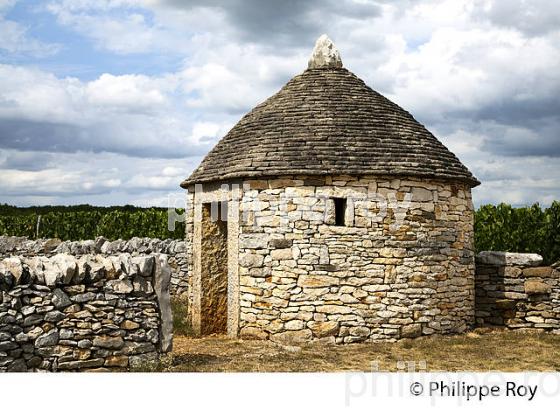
1,202,559,264
0,204,185,240
474,201,560,265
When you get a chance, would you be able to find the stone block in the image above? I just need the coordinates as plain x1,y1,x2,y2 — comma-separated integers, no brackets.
44,310,65,323
524,280,551,295
502,292,527,300
316,305,353,314
494,299,517,310
120,320,140,330
297,275,339,288
131,256,155,277
239,234,269,249
401,324,422,338
476,252,543,267
57,358,105,370
269,239,293,249
308,321,339,338
239,253,264,268
121,342,156,355
349,327,370,338
106,279,133,294
411,187,433,202
48,253,78,285
271,248,293,260
270,329,312,344
523,266,553,278
1,257,25,284
284,320,305,331
35,330,59,348
93,336,124,350
247,180,269,190
240,327,268,340
0,341,18,351
105,356,129,367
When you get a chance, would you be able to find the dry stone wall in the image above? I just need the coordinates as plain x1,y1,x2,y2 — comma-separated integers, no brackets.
475,251,560,333
0,236,188,296
186,175,476,343
0,253,172,372
236,176,475,343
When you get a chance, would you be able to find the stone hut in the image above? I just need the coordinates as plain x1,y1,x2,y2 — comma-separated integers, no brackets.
180,35,480,344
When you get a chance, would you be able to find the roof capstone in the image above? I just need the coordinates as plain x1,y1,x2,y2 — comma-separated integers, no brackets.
308,34,342,69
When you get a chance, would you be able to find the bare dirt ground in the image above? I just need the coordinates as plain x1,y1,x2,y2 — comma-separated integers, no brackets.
153,329,560,372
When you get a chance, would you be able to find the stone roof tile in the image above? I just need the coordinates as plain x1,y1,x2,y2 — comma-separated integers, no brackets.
181,38,479,188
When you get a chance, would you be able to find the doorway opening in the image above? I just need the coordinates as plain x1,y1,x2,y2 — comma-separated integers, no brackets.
200,201,228,335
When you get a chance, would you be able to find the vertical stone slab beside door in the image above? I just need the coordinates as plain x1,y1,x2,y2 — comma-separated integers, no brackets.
190,193,203,335
227,188,240,338
155,254,173,353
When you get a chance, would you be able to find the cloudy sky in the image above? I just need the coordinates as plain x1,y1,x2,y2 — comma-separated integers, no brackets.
0,0,558,208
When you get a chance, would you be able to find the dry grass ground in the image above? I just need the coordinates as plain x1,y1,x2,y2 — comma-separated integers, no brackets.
152,329,560,372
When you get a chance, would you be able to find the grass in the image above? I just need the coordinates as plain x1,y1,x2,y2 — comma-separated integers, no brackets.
164,298,560,372
148,328,560,372
171,296,193,337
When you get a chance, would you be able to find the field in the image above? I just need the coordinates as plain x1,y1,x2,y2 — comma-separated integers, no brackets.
0,204,185,240
141,329,560,372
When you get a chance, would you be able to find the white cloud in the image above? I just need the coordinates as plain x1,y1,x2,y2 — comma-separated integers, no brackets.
161,166,187,177
473,0,560,36
0,64,230,158
0,1,60,56
1,168,83,195
50,10,163,54
379,27,560,120
1,0,559,207
0,0,17,12
43,0,217,55
0,19,60,56
85,73,168,109
0,65,83,123
0,149,198,204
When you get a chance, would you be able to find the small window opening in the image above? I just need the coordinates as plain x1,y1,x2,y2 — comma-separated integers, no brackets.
205,201,228,222
333,197,347,226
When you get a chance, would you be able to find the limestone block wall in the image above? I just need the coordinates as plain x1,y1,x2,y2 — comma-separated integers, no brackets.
0,253,172,372
475,251,560,332
237,176,475,343
186,174,476,343
0,236,188,296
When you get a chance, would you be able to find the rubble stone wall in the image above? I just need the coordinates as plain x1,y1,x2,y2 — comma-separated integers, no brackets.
0,236,188,296
186,175,476,344
237,176,476,343
475,251,560,332
0,253,172,372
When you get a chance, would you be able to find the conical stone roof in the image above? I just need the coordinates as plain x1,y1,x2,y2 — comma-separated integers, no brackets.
181,35,479,188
